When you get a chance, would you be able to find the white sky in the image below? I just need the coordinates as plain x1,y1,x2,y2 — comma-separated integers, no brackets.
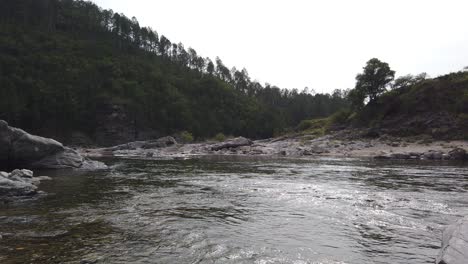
93,0,468,93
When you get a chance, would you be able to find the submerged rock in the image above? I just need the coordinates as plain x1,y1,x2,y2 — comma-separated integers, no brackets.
211,137,253,151
436,216,468,264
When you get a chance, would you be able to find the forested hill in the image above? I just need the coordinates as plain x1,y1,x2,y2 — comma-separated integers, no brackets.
349,71,468,140
0,0,348,145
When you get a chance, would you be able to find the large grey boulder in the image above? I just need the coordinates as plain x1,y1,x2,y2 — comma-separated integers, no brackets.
211,137,253,151
436,216,468,264
0,120,13,159
29,147,84,169
0,120,86,169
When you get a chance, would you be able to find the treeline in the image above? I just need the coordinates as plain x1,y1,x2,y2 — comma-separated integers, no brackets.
0,0,349,141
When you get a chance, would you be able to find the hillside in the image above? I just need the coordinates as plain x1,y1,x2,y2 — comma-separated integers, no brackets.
0,0,348,146
351,71,468,140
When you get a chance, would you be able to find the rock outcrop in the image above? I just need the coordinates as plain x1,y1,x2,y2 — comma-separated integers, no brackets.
94,102,136,147
0,120,105,170
106,136,177,151
436,216,468,264
0,169,50,196
448,148,467,160
373,148,467,161
211,137,253,151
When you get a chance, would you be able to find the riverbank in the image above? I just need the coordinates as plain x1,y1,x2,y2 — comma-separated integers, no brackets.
81,129,468,161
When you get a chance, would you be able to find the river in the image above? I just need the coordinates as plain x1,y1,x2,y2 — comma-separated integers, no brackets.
1,156,467,263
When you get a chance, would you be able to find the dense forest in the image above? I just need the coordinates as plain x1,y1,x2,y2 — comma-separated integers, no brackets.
0,0,349,144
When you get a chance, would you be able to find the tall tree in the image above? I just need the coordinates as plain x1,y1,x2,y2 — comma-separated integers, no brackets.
355,58,395,102
158,35,171,56
206,58,215,75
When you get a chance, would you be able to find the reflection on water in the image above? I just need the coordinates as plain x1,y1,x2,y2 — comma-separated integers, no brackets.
1,157,467,264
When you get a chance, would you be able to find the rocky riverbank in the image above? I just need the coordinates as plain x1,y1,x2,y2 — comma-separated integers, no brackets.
82,129,468,162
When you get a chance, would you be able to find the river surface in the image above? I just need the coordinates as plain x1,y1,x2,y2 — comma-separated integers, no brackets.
1,156,467,264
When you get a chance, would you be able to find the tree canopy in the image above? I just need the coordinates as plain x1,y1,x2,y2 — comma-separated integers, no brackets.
0,0,349,143
355,58,395,102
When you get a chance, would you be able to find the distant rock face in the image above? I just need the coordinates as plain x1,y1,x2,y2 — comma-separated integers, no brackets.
0,120,84,169
436,216,468,264
94,103,136,147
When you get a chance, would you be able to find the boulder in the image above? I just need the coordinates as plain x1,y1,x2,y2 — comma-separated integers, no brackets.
423,150,444,160
448,148,467,160
0,120,11,159
0,169,38,196
303,147,330,155
0,120,95,169
374,154,391,160
211,137,253,151
390,153,411,160
29,147,84,169
142,136,177,149
436,216,468,264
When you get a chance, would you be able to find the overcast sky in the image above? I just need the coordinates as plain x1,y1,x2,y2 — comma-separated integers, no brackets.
93,0,468,93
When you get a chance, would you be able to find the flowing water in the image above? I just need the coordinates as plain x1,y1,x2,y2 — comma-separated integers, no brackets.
1,156,467,264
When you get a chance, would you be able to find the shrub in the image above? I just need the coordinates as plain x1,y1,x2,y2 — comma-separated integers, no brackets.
213,133,226,142
329,109,351,125
180,131,194,143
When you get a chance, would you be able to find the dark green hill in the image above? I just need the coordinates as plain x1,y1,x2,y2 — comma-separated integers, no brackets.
0,0,348,145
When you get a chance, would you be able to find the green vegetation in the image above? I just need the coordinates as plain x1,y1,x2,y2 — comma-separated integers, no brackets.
0,0,348,142
296,118,330,137
213,133,227,142
1,1,465,142
344,65,468,139
295,60,468,140
179,131,194,143
349,58,395,109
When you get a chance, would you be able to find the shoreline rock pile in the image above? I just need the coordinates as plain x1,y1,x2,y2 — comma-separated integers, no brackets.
374,148,467,161
0,169,50,197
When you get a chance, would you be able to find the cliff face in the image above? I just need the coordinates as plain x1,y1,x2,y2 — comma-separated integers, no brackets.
94,102,136,147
